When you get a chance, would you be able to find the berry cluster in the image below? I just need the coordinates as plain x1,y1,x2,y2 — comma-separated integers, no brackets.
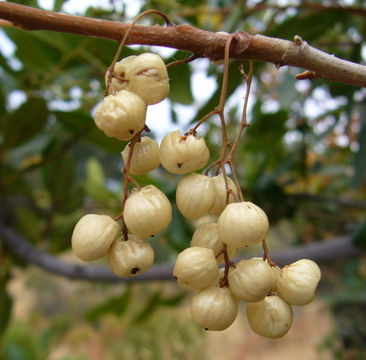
71,47,321,338
173,190,321,337
72,52,172,277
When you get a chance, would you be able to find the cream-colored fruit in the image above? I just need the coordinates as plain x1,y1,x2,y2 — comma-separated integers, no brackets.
173,247,219,291
107,235,154,277
191,286,238,331
228,258,272,302
71,214,120,261
124,185,172,238
176,174,215,219
105,55,136,93
159,130,209,174
121,137,160,175
209,174,238,216
270,265,281,292
277,259,321,306
125,53,169,105
247,295,293,339
218,202,269,248
251,256,281,293
94,90,146,141
190,222,235,264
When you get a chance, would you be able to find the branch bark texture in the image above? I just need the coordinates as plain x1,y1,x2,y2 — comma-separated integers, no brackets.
0,219,362,282
1,2,366,87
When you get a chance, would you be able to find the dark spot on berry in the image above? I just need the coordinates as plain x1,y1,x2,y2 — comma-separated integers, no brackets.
131,267,140,274
177,162,182,168
129,129,134,134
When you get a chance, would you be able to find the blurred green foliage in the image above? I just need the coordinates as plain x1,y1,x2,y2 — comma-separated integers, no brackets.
1,0,366,358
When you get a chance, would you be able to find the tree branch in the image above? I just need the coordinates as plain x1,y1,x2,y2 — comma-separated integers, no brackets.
0,219,362,282
1,2,366,87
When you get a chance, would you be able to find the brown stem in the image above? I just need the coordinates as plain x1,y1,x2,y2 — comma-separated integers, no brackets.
262,239,277,267
219,244,235,288
1,3,366,87
166,54,198,68
228,162,244,202
115,129,144,240
224,60,253,201
190,109,218,136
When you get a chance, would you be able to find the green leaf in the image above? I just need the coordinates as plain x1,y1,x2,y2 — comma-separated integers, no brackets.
352,218,366,248
53,0,65,12
192,62,242,123
49,211,81,253
42,152,79,212
84,157,118,202
1,98,48,149
167,206,192,252
168,54,193,104
54,110,124,153
86,287,132,322
159,292,186,307
245,101,288,151
86,157,105,187
15,207,44,244
266,10,351,42
4,28,62,71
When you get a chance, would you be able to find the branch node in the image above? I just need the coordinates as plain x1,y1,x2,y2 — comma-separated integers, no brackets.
294,35,304,45
296,69,320,80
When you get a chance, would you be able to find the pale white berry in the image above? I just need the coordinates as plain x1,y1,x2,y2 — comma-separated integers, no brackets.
218,202,269,248
94,90,146,141
277,259,321,306
105,55,136,93
176,174,215,219
125,53,169,105
121,137,160,175
247,295,293,338
190,222,235,264
71,214,120,261
228,258,272,302
191,286,238,331
251,257,281,293
159,130,209,174
107,235,154,277
124,185,172,239
270,265,281,293
173,247,219,291
209,174,238,216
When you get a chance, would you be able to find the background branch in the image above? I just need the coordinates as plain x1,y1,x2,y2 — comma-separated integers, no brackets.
0,219,362,282
1,2,366,86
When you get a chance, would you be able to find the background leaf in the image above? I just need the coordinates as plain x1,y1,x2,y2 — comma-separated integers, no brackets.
1,98,48,150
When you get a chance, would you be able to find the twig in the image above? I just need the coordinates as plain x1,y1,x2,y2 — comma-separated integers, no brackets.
113,128,144,238
1,3,366,86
